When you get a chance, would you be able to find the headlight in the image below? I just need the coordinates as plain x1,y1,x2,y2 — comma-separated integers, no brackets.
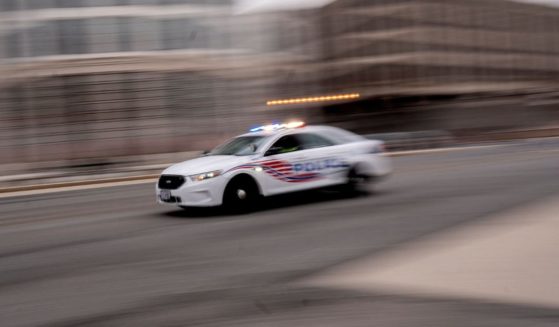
189,170,222,182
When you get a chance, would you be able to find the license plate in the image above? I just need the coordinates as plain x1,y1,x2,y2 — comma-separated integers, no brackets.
160,190,171,201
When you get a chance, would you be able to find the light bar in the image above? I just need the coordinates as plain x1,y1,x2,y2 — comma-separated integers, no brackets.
267,93,360,106
249,121,305,133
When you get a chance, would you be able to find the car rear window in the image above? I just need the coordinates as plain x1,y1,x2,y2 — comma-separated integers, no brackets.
319,127,365,144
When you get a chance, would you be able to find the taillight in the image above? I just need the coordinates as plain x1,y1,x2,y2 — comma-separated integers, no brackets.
370,143,386,154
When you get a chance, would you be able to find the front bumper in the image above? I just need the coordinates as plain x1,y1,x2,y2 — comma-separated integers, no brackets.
156,176,227,207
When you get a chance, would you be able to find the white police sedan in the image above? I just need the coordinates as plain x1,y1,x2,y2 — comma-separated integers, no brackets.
157,122,391,211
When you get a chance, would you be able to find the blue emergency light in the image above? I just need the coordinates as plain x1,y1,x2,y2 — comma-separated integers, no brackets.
249,121,305,133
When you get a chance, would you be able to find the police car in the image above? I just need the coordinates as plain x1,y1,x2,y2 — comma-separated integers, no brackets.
156,122,391,211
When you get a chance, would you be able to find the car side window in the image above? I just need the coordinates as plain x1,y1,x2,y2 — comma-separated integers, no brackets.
296,133,336,150
267,135,302,155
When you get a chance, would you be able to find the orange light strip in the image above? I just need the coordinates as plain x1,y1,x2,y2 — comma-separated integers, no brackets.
266,93,360,106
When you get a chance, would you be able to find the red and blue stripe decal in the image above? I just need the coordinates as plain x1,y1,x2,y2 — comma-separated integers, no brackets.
228,160,321,183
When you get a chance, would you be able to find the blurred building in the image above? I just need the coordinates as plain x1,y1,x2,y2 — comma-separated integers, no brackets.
0,0,292,163
320,0,559,95
1,0,559,165
270,0,559,133
326,0,559,132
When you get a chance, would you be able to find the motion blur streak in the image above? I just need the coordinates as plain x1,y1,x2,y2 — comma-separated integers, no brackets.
1,0,559,170
266,94,361,106
1,0,559,326
1,141,559,326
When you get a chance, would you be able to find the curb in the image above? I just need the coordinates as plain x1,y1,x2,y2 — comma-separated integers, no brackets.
387,145,497,157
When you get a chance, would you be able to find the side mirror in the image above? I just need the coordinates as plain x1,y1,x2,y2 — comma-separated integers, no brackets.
202,150,210,156
264,146,282,157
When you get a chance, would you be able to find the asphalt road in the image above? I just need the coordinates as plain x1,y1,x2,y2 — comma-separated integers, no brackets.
1,139,559,327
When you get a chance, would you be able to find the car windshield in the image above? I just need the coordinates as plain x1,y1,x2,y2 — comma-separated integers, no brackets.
209,136,269,156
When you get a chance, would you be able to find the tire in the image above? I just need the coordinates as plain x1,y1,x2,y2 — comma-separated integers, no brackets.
223,176,260,213
344,166,371,195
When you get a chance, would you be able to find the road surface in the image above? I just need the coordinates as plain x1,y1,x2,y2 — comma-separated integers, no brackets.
1,139,558,327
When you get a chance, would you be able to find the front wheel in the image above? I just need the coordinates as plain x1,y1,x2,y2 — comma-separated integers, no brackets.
223,177,260,213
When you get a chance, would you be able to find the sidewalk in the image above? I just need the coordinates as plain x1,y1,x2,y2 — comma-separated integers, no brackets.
304,195,559,309
0,151,199,192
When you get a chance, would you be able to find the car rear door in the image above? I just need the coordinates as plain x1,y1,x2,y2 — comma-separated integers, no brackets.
259,133,348,195
295,133,350,186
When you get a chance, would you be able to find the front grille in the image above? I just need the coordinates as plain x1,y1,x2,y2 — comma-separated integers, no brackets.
158,175,186,190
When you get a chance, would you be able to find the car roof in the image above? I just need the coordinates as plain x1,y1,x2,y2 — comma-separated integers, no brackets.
239,125,330,138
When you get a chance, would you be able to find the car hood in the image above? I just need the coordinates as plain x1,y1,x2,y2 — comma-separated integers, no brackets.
162,155,251,176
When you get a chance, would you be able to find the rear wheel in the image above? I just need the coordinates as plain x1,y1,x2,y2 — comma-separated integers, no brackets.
345,167,371,195
223,176,260,213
